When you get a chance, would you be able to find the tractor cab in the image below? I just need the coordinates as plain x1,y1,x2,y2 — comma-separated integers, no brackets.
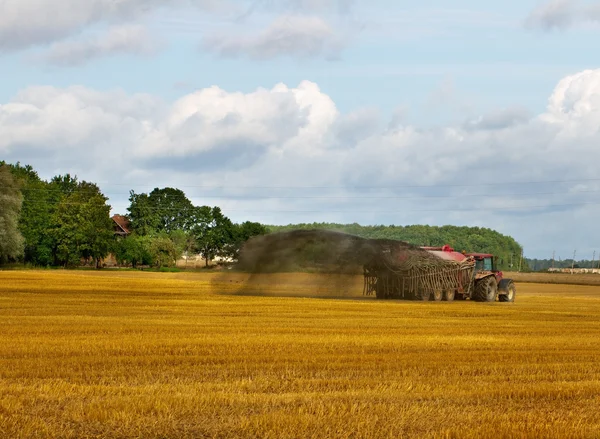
467,253,503,281
470,254,495,271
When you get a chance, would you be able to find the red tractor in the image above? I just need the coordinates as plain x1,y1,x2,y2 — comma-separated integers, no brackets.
422,246,516,302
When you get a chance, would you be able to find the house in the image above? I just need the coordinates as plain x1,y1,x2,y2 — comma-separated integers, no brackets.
111,214,131,237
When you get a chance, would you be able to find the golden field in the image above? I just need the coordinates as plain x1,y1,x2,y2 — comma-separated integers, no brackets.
505,271,600,286
1,270,600,439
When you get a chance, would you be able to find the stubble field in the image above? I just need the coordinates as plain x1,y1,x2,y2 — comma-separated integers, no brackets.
1,270,600,438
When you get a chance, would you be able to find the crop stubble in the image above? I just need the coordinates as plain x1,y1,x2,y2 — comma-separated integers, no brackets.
1,270,600,438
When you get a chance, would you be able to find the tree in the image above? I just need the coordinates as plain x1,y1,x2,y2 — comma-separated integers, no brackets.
113,235,152,268
4,162,54,265
51,181,114,268
128,187,195,235
191,206,235,266
0,165,24,263
221,221,269,260
127,191,158,236
148,236,179,268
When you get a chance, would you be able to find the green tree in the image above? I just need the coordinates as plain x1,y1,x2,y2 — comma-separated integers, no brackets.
222,221,269,260
127,191,158,236
148,236,179,268
113,235,152,268
191,206,235,266
51,181,114,268
128,187,195,235
0,165,25,263
3,162,54,265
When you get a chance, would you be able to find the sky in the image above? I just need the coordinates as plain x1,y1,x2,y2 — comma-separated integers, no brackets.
2,0,600,260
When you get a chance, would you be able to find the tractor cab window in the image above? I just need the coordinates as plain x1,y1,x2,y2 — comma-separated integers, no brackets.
475,257,494,271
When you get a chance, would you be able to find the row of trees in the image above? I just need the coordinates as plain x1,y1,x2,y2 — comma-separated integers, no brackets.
115,187,267,267
269,222,526,271
1,163,114,267
1,161,528,270
0,162,267,268
526,258,600,271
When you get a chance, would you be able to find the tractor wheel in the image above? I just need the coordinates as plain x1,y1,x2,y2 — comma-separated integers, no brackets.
375,280,385,299
443,290,455,301
473,276,498,302
432,290,443,301
498,280,516,302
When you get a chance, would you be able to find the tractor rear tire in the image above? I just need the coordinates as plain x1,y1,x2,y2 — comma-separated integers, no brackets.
443,290,455,301
432,290,443,301
473,276,498,302
498,280,516,302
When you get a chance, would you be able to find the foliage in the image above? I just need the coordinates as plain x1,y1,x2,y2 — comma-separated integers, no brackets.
50,180,114,267
128,187,195,235
113,235,153,268
148,235,179,268
191,206,235,266
268,222,524,271
526,258,600,271
2,162,54,265
0,165,24,263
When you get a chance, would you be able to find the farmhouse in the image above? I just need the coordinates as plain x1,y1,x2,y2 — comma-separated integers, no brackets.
111,215,131,237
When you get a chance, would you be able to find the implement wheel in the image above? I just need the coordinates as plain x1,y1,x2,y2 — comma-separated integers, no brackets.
498,280,516,302
443,290,455,301
416,290,430,301
473,276,498,302
432,290,443,301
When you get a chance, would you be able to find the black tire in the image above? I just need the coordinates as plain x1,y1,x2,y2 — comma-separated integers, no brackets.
443,290,456,301
473,276,498,302
375,279,385,299
432,290,443,301
498,279,516,302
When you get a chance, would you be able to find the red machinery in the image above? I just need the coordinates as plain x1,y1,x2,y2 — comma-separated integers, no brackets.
420,245,515,302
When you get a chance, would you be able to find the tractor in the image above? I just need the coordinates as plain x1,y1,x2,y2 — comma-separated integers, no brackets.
419,246,516,302
364,244,516,302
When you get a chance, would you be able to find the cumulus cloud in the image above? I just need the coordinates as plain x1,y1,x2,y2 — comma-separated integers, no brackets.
40,25,159,66
3,69,600,256
203,15,346,60
464,107,532,131
525,0,600,29
0,0,224,51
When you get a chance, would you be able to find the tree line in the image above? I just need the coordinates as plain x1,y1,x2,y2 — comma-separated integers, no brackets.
0,162,267,268
526,258,600,271
1,161,527,270
269,222,526,271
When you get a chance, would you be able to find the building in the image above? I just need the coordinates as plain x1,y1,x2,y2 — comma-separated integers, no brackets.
111,215,131,237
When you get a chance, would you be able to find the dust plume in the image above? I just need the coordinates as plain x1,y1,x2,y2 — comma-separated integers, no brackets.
212,229,446,299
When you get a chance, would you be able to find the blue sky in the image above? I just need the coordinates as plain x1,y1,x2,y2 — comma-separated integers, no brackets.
2,0,600,259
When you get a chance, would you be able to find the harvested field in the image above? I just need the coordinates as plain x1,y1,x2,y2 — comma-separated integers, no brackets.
1,270,600,438
505,271,600,286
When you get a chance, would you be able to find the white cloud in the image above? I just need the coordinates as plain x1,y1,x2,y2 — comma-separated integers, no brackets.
40,25,159,66
0,0,225,51
203,15,346,60
235,0,355,19
2,69,600,256
525,0,600,29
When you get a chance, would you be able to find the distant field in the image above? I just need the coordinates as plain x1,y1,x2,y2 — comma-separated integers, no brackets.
506,271,600,286
1,270,600,438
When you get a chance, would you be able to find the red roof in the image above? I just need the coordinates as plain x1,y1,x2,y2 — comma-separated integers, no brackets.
111,215,131,235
